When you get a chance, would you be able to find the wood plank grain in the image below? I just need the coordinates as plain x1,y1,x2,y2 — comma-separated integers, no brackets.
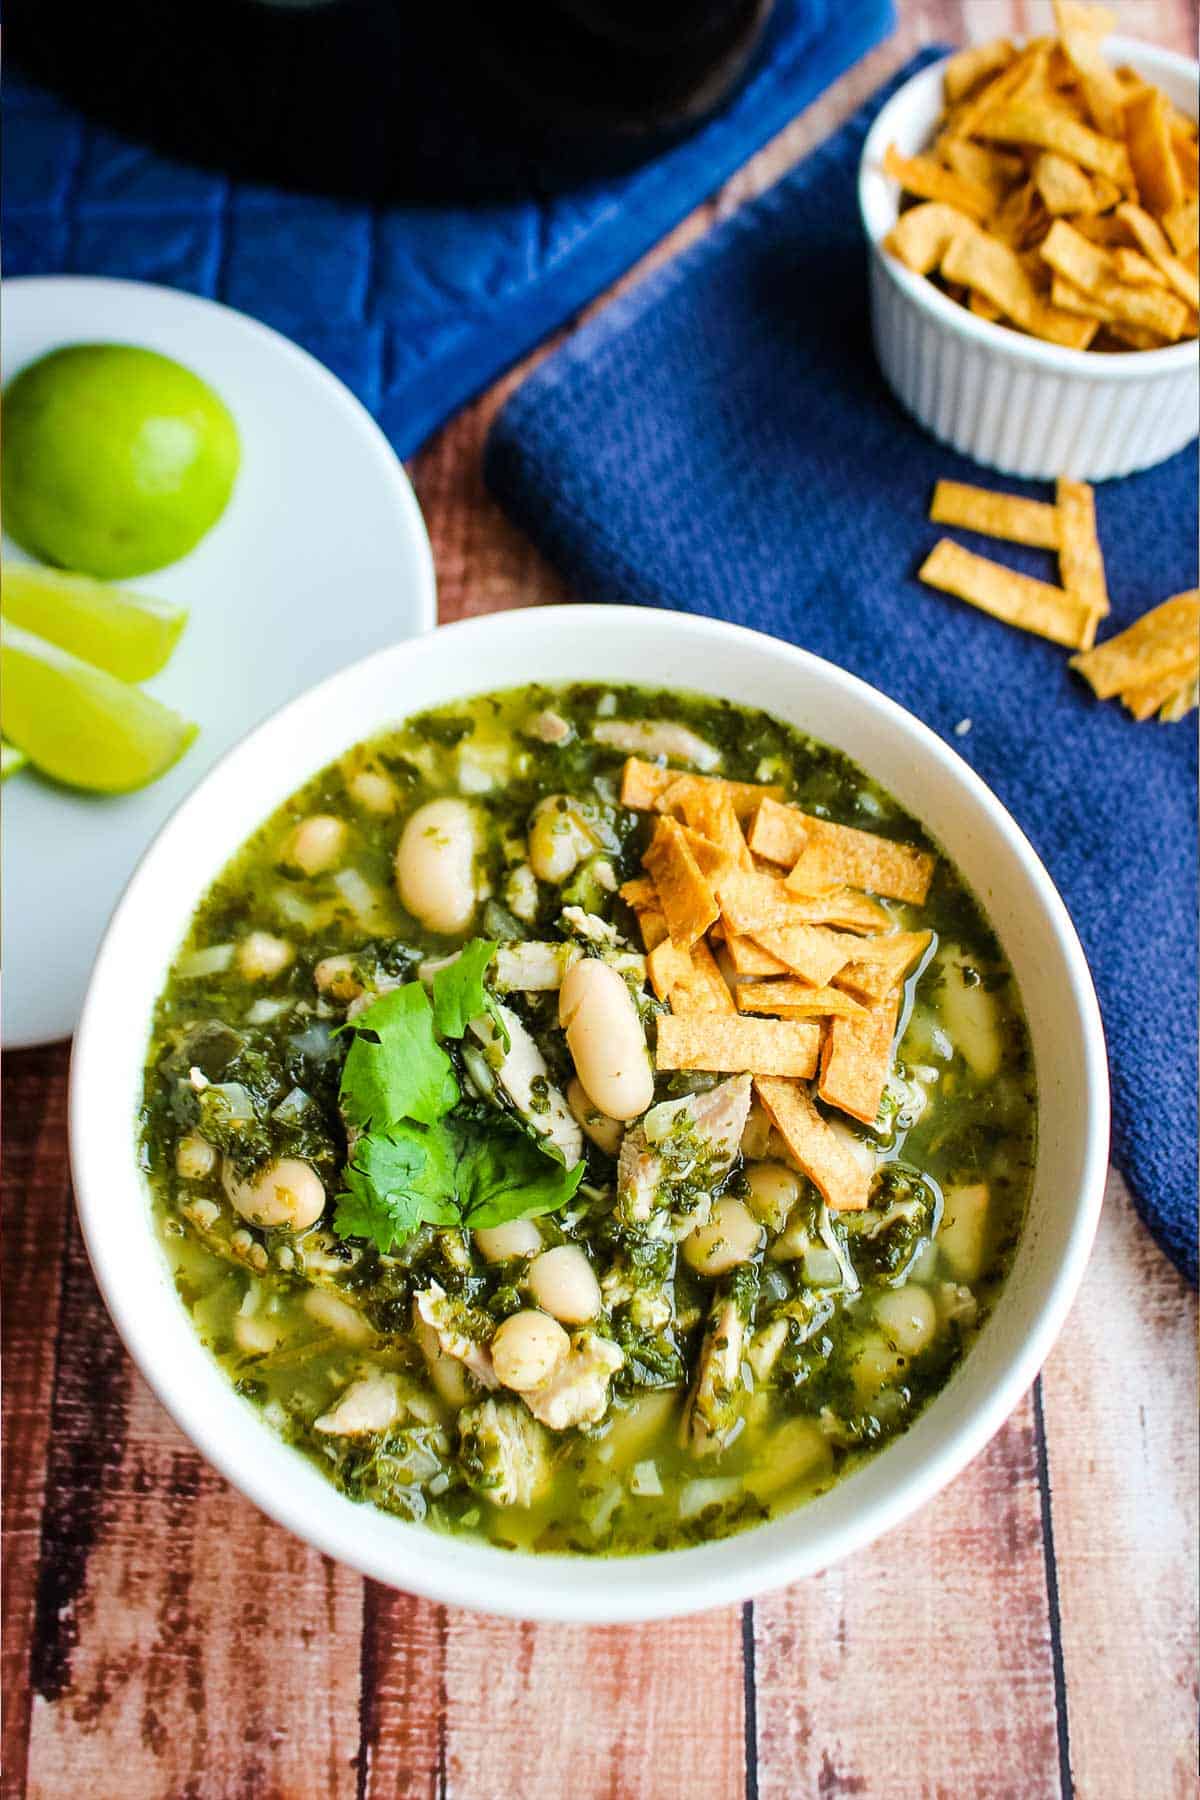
1,1045,74,1798
358,1588,445,1800
438,1610,746,1800
1040,1172,1199,1800
752,1395,1062,1799
22,1219,364,1800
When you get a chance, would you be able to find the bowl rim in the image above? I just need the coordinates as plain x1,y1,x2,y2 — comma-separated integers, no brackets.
68,605,1110,1621
857,34,1200,381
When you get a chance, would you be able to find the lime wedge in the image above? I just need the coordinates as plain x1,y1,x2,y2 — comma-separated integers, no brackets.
1,621,198,794
2,564,187,681
1,740,29,781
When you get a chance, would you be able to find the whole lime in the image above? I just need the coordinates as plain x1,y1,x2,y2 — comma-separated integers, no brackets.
2,344,240,578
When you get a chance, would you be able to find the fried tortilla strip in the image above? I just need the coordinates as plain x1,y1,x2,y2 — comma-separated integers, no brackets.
636,906,670,951
646,938,693,1001
1121,652,1200,721
1070,591,1200,698
1112,247,1170,286
1040,220,1190,337
1163,198,1199,258
782,816,935,906
665,779,754,870
1115,203,1200,310
620,876,660,911
656,1014,820,1080
746,796,808,867
883,143,993,220
717,868,891,937
1156,674,1200,723
919,538,1095,649
818,994,900,1127
642,817,719,950
976,100,1132,186
619,757,782,819
1124,87,1184,215
1056,478,1109,634
1051,1,1116,35
947,41,1053,142
939,229,1096,345
747,924,859,986
753,1077,870,1213
1053,4,1126,136
1032,149,1103,215
736,980,868,1021
884,202,977,275
833,929,933,1003
939,137,1024,199
930,478,1060,549
671,939,737,1016
676,823,734,882
723,931,791,978
943,40,1016,106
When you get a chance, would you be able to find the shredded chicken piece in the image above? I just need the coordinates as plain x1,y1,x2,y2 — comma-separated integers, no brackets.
592,718,722,772
493,941,579,992
414,1285,498,1390
617,1075,751,1233
458,1398,552,1506
314,1370,401,1436
522,709,574,746
469,1004,583,1166
683,1297,747,1456
523,1332,624,1431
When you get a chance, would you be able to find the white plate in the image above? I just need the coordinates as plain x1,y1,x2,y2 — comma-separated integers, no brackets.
2,276,436,1048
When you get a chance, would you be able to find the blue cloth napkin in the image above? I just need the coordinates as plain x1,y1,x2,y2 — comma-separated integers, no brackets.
2,0,893,458
485,50,1200,1285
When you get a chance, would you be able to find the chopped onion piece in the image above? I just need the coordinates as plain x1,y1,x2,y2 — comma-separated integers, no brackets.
177,943,234,979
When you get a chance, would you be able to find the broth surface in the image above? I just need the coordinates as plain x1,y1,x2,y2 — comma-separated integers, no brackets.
141,683,1035,1554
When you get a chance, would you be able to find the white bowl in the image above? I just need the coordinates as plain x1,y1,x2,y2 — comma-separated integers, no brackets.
859,37,1200,480
69,606,1109,1622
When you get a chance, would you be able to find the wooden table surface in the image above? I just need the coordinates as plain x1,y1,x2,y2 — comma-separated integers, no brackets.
4,5,1197,1795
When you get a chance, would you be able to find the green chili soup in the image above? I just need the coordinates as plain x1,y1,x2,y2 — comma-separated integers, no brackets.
140,683,1035,1555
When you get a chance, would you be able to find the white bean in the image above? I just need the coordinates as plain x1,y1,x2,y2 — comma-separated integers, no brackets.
346,765,399,816
283,813,347,876
394,797,478,935
491,1309,569,1392
175,1133,217,1180
313,954,362,1003
236,930,294,980
221,1156,326,1231
303,1287,373,1345
414,1316,471,1407
558,958,653,1122
566,1077,624,1156
528,1245,601,1324
528,794,597,884
742,1161,800,1231
234,1312,285,1355
874,1285,938,1356
474,1219,543,1263
682,1196,764,1275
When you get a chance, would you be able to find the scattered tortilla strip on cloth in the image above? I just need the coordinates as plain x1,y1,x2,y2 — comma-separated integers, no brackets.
919,538,1095,648
930,478,1060,549
736,980,868,1020
1056,478,1110,624
753,1077,870,1212
1121,655,1200,722
1070,590,1200,699
818,995,901,1126
656,1013,820,1079
642,816,719,949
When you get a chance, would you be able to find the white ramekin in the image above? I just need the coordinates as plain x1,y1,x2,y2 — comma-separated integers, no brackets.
69,606,1109,1622
859,37,1199,481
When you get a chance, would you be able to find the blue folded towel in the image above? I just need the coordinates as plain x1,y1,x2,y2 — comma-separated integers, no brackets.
2,0,893,458
485,51,1200,1284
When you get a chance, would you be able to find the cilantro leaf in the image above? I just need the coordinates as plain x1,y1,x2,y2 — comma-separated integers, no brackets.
455,1122,585,1229
340,984,458,1132
334,1124,459,1253
431,938,497,1039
